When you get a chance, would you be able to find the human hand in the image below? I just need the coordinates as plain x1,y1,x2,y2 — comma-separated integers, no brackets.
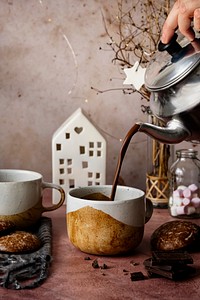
161,0,200,44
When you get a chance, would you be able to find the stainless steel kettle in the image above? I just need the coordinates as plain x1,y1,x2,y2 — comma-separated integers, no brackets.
137,33,200,144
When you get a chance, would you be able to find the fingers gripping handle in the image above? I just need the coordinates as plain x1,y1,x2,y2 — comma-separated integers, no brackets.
158,33,182,56
42,182,65,212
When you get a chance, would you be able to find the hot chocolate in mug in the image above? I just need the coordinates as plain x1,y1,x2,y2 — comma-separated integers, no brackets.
0,169,65,228
67,185,153,255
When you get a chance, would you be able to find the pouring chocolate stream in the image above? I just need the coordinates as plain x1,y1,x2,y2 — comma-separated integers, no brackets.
110,124,140,201
83,124,140,201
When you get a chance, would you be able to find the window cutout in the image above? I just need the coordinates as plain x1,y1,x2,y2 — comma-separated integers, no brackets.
97,142,102,148
67,159,72,165
59,168,64,174
89,150,93,157
65,133,70,139
96,173,100,179
80,146,85,155
95,182,100,185
67,168,72,174
59,159,64,164
89,142,94,148
59,179,64,185
69,179,75,188
97,150,101,157
82,161,88,168
56,144,61,151
88,172,93,178
88,181,93,186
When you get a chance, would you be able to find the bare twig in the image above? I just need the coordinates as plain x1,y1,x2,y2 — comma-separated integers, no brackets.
99,0,173,98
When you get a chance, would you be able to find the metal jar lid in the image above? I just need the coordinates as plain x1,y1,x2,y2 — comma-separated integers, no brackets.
145,33,200,91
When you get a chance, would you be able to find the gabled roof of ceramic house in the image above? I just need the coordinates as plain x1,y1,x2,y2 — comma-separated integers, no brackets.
53,107,106,143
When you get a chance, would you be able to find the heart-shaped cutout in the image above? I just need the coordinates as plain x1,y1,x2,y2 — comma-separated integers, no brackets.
74,127,83,134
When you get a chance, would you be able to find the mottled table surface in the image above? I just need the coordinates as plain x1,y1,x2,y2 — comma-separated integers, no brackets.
1,198,200,300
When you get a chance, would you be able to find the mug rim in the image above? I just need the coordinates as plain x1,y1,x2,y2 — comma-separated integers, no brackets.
68,185,145,204
0,169,42,183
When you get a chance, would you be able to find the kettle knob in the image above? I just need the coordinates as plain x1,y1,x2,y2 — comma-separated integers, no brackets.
158,33,182,57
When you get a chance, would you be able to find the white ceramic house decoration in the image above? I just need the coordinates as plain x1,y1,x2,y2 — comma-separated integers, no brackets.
52,108,106,204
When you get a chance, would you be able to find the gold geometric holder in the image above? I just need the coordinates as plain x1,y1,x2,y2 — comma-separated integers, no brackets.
146,173,169,206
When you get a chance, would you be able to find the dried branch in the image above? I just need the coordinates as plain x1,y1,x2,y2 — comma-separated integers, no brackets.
100,0,173,98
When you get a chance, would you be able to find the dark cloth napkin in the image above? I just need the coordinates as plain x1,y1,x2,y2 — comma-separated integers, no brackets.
0,217,52,289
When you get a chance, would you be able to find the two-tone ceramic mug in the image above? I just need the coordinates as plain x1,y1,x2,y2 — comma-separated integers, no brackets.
0,169,65,228
66,185,153,255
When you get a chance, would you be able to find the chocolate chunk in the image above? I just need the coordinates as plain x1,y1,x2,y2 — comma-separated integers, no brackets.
144,250,196,281
92,259,99,269
84,256,91,260
146,265,196,280
101,263,108,269
144,256,194,272
144,258,174,270
130,271,146,281
152,251,193,265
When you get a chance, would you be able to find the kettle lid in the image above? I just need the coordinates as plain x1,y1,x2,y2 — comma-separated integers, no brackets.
145,33,200,91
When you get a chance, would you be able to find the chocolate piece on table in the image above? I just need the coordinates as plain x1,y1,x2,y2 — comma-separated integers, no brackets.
144,250,196,281
146,265,196,280
130,272,146,281
144,258,174,271
152,251,193,265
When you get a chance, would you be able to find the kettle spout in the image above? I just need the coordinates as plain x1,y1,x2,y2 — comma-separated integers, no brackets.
137,119,190,144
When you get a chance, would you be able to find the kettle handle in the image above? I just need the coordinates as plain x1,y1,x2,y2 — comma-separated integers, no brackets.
158,33,182,56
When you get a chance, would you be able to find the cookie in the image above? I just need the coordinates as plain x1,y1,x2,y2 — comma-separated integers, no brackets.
0,220,15,236
150,220,200,251
0,231,41,253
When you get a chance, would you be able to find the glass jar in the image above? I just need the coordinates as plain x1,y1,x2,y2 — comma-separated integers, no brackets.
169,149,200,218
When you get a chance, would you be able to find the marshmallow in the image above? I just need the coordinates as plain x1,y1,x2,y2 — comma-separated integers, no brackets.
182,198,190,206
178,189,184,197
172,197,183,206
183,188,192,199
176,206,187,215
170,184,200,217
170,206,178,217
188,184,198,192
186,206,196,215
173,189,183,198
191,197,200,208
177,185,187,190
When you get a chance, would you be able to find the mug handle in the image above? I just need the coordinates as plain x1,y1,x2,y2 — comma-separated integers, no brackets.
145,198,153,224
41,182,65,212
